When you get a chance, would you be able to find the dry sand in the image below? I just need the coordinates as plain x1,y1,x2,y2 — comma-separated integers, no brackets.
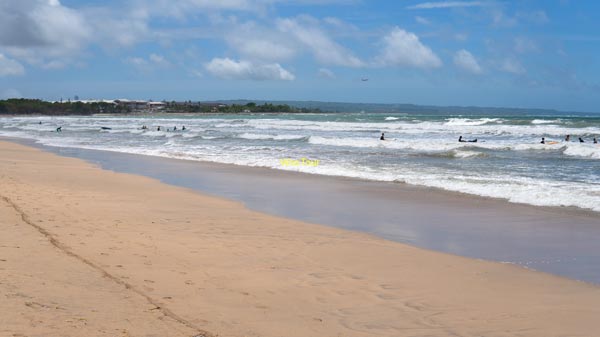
1,140,599,337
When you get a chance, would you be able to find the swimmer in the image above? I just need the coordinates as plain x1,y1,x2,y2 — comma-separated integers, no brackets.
173,126,177,131
565,134,571,142
56,126,62,132
380,132,385,140
594,137,598,144
540,137,545,144
182,126,186,131
579,137,585,143
157,126,161,131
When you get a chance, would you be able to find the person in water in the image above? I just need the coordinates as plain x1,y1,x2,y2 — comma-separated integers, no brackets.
459,136,477,143
594,137,598,144
157,126,161,131
173,126,177,131
56,126,62,132
182,126,186,131
540,137,545,144
142,125,147,130
565,134,571,141
380,132,385,140
579,137,585,143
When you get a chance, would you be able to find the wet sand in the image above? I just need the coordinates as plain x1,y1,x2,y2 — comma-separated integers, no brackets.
1,140,600,337
27,139,600,283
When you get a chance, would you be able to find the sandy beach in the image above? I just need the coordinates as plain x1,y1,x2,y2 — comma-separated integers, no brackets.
1,140,599,337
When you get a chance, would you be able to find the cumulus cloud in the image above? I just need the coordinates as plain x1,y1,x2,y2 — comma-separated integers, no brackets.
500,58,526,74
205,57,295,80
453,49,482,74
375,27,442,69
317,68,335,79
407,1,486,9
0,54,25,76
277,17,364,67
0,0,91,58
225,22,297,62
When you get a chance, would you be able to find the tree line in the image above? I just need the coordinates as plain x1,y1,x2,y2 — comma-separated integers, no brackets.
0,99,322,115
0,99,129,115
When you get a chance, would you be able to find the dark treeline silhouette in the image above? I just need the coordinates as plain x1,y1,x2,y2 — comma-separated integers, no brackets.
0,99,321,115
0,99,129,115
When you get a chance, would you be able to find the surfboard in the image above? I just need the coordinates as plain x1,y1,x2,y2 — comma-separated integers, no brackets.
546,141,559,145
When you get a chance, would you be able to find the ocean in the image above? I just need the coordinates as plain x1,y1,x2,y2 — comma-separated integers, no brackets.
1,112,599,212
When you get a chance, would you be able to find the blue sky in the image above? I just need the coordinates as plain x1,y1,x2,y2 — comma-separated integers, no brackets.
1,0,599,112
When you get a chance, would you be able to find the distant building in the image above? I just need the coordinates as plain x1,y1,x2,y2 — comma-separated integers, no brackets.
146,101,166,111
115,99,148,110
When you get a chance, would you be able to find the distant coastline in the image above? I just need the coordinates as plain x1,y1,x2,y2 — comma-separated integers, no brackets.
0,99,322,116
2,98,599,117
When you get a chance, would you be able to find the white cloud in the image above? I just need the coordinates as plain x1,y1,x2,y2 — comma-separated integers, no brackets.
125,53,171,72
233,38,296,61
415,16,431,25
317,68,335,79
277,17,364,67
500,58,526,75
225,22,297,62
453,49,482,74
0,53,25,76
407,1,486,9
205,57,295,80
375,27,442,69
0,1,91,57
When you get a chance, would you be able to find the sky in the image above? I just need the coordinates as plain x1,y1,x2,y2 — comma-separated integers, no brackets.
1,0,600,112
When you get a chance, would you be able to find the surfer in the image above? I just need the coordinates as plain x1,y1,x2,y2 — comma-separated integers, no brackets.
56,126,62,132
579,137,585,143
173,126,177,131
182,126,186,131
565,134,571,142
540,137,545,144
380,132,385,141
594,137,598,144
459,136,477,143
157,126,161,131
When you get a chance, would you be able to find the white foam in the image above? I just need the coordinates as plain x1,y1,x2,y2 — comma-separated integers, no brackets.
562,143,600,159
238,133,305,140
2,115,600,213
532,119,560,124
445,118,500,126
385,116,399,121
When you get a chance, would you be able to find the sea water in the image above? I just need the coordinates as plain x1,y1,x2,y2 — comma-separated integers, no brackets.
1,112,599,212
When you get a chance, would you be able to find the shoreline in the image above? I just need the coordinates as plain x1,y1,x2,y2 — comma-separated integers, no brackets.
0,138,600,337
2,140,600,336
8,136,600,284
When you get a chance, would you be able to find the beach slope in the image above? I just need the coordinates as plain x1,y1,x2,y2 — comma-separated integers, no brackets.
0,140,599,337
